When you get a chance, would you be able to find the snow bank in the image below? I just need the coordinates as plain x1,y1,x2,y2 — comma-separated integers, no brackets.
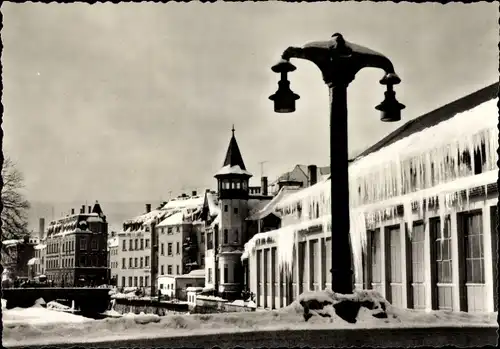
3,305,89,326
46,301,72,312
4,297,497,347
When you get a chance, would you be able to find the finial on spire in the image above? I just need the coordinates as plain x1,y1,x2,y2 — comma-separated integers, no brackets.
232,124,235,136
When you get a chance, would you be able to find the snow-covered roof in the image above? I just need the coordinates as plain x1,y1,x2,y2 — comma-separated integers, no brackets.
205,192,220,217
27,258,39,265
34,244,47,250
215,164,252,177
161,196,204,211
1,239,23,247
157,211,185,227
124,209,167,225
186,269,205,277
108,237,119,248
247,186,302,221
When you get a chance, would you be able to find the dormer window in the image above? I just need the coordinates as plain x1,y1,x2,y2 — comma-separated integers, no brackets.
236,182,241,189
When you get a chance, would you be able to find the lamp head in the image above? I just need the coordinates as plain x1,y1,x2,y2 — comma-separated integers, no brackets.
375,86,405,122
269,78,300,113
270,59,300,113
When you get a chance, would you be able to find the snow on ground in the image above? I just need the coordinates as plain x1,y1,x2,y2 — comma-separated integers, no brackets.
2,293,497,347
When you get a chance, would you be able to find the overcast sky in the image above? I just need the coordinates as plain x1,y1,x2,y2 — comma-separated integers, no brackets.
3,2,498,204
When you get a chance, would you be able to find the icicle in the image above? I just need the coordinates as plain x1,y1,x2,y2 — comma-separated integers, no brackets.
403,200,413,239
438,193,446,242
465,187,470,208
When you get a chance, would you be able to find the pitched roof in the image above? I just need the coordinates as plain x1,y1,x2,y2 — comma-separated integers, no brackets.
357,82,499,158
222,128,247,170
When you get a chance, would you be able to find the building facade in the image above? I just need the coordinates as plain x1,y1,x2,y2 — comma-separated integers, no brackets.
244,83,499,313
114,204,166,291
42,201,109,286
1,237,36,281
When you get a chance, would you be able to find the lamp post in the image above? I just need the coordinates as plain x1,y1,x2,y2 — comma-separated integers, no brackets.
269,33,405,295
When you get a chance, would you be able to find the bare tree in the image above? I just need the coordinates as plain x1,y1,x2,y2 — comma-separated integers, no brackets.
1,157,30,244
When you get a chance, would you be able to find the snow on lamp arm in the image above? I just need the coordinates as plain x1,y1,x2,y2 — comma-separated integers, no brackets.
269,33,405,295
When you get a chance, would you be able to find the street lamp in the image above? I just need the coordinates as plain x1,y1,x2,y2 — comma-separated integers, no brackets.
269,33,405,295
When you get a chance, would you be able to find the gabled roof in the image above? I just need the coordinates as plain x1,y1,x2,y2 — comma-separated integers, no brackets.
357,82,499,158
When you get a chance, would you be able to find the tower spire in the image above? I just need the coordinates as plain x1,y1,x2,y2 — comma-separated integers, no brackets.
232,124,235,136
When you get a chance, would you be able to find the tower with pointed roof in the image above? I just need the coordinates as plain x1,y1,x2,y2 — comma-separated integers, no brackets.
213,126,252,298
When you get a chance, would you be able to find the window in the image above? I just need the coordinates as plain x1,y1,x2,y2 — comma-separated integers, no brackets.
433,217,452,283
207,232,213,250
236,182,241,189
91,239,98,250
168,227,173,234
224,264,228,283
122,276,126,287
134,239,138,250
168,243,173,256
161,243,165,255
176,226,180,233
234,207,238,214
140,239,144,250
234,229,239,243
176,265,180,274
161,265,164,275
140,257,143,268
176,242,180,254
145,276,149,287
122,258,126,269
80,256,86,267
129,258,133,268
223,229,228,244
134,277,138,287
80,237,87,250
134,257,138,268
140,276,144,287
145,239,150,248
463,212,484,284
201,233,205,244
224,205,228,212
128,277,133,287
129,239,133,250
160,283,164,289
208,268,212,283
168,265,172,275
145,256,150,267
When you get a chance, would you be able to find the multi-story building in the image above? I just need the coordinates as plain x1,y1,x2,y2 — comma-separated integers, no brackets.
156,200,204,279
108,232,119,286
244,82,499,313
1,236,36,281
202,128,273,299
43,201,109,286
115,204,167,291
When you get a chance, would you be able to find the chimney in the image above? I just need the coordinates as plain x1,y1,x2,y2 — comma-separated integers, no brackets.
308,165,318,186
206,189,210,193
39,218,45,240
88,206,92,214
261,176,268,196
192,190,197,197
81,205,85,214
71,208,75,215
146,204,152,213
